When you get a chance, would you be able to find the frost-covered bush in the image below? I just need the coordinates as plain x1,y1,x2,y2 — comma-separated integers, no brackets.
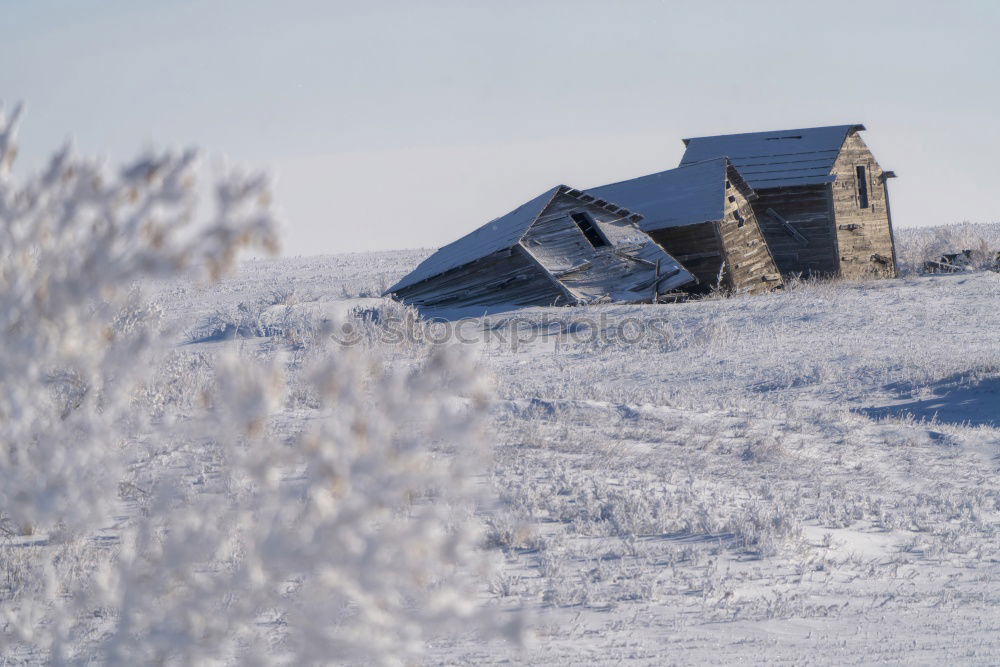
0,102,278,536
727,498,802,558
93,346,504,665
895,222,1000,274
0,105,511,664
186,288,301,343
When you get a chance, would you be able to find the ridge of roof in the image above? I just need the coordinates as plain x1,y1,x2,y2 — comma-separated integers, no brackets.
681,124,865,146
679,124,865,189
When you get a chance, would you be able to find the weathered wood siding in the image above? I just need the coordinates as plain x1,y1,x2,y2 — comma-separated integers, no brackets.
750,185,839,278
520,191,601,273
719,183,784,294
829,132,898,278
556,250,654,303
392,245,564,307
521,191,686,303
647,223,722,292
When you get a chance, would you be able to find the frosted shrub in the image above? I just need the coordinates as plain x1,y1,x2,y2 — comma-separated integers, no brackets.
895,222,1000,274
0,106,510,663
95,346,503,665
0,102,277,536
727,499,802,558
187,287,301,343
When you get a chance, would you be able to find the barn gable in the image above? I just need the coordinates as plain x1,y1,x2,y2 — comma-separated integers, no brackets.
387,186,695,308
587,159,782,295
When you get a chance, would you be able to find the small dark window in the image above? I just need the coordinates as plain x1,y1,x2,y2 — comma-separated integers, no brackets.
570,212,609,248
856,165,869,209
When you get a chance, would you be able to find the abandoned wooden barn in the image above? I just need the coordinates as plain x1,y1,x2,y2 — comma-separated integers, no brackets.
588,157,783,295
386,185,694,308
680,125,898,279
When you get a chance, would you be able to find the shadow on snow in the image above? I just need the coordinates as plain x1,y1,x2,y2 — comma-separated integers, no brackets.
859,376,1000,428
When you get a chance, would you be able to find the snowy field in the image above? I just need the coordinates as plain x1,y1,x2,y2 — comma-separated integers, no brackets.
145,226,1000,664
4,220,999,664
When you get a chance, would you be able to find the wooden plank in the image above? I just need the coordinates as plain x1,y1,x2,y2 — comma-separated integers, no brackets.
613,248,657,267
652,258,661,303
655,267,682,288
552,260,593,277
766,208,809,246
675,251,721,262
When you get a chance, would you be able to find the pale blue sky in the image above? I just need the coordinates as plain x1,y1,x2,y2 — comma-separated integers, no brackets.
3,0,998,255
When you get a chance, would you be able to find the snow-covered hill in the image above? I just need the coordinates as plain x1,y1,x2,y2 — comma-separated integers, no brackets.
147,232,999,664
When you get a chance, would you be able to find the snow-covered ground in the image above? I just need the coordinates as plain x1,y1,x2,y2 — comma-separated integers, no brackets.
147,236,1000,665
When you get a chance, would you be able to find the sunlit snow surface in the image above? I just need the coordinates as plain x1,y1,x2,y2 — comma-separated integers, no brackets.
144,240,1000,665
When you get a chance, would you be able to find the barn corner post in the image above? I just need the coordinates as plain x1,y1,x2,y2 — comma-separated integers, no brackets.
652,258,661,303
881,171,900,277
824,185,842,280
709,215,732,292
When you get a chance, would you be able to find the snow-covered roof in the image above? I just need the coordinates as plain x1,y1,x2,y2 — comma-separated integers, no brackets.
680,124,864,189
387,186,563,293
586,158,734,232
